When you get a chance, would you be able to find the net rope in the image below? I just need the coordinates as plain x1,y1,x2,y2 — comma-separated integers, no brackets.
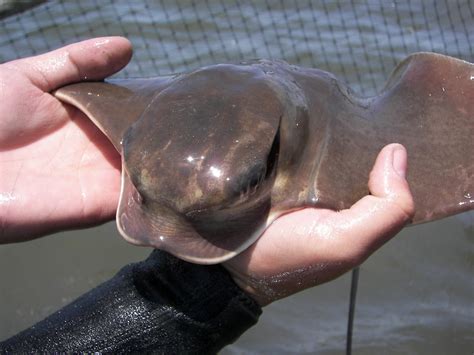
1,0,472,96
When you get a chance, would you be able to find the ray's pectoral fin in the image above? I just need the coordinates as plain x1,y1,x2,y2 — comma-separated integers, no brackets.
53,77,174,151
372,53,474,222
316,52,474,223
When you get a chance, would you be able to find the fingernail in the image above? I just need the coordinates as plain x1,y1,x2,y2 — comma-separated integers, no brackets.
392,145,407,178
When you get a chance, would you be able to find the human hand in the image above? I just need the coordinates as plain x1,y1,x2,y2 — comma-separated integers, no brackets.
0,37,132,243
225,143,415,306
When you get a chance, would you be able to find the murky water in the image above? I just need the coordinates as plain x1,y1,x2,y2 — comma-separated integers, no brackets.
0,1,473,353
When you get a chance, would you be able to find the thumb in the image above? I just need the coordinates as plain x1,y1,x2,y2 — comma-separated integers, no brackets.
333,143,415,262
5,37,132,92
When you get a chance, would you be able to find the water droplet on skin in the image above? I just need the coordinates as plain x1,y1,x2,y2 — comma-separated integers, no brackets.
459,192,474,206
34,51,69,74
0,193,16,205
209,166,222,178
93,39,111,48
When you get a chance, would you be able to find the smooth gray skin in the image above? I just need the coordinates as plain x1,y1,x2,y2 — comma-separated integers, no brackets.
54,53,474,264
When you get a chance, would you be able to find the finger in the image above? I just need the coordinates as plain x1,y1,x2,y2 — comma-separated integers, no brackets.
333,143,415,260
5,37,132,92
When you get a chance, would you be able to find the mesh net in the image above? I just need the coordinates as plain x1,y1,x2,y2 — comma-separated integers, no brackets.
1,0,472,96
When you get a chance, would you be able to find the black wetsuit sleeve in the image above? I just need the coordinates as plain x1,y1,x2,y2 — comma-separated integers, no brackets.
0,250,262,353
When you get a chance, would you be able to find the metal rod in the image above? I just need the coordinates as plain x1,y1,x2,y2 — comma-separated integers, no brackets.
346,267,360,355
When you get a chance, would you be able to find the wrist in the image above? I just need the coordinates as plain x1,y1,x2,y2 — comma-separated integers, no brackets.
229,275,272,307
223,264,274,307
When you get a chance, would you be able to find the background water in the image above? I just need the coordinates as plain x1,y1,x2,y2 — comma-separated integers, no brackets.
0,1,473,353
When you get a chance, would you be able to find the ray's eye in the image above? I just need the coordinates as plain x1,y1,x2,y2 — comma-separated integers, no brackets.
245,164,266,193
265,129,280,179
231,129,280,198
248,129,280,193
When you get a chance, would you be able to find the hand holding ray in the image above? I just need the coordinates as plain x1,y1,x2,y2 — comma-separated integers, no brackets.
0,37,132,242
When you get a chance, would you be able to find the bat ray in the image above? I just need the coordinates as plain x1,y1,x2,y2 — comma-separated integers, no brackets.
53,53,474,264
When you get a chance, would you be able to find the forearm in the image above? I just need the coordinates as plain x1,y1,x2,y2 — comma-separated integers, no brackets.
0,250,262,353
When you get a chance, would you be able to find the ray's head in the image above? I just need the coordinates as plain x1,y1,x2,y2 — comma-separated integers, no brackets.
117,64,283,263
